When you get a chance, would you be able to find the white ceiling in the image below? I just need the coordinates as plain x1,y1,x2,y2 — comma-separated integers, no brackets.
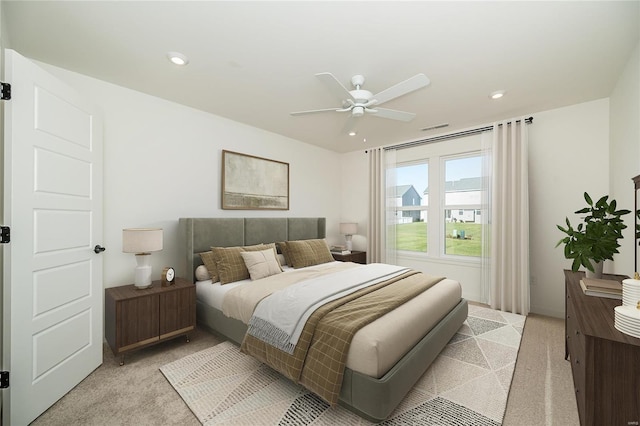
3,1,639,153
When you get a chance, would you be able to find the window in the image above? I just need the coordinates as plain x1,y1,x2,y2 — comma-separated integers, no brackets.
393,162,428,252
388,134,485,262
443,155,483,257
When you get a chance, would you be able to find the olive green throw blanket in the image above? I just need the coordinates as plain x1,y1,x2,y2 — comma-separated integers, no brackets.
241,270,444,405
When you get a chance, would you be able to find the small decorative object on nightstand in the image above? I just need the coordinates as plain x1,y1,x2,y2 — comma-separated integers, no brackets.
161,266,175,287
332,250,366,264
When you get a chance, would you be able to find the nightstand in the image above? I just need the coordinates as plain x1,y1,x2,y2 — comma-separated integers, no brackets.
331,250,366,264
105,277,196,365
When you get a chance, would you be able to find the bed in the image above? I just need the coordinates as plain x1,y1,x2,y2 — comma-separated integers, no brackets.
178,217,468,422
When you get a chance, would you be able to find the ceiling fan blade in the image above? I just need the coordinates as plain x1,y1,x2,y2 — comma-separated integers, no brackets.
372,73,430,105
316,72,354,102
370,107,416,122
290,107,341,116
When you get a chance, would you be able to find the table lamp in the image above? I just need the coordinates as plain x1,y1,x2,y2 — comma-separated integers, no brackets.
122,228,163,289
340,222,358,252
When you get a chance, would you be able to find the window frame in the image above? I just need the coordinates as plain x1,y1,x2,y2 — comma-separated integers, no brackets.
390,136,484,265
440,152,484,259
391,160,430,253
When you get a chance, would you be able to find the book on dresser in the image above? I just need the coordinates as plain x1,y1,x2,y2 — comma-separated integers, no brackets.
579,277,622,299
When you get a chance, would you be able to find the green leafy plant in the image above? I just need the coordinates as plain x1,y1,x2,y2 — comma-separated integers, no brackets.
556,192,631,272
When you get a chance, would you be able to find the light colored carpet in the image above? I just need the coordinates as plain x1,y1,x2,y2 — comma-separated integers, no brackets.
502,313,580,426
160,305,525,425
31,327,222,426
31,310,579,425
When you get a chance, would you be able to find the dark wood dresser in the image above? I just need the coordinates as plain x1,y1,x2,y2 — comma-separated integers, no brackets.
564,270,640,425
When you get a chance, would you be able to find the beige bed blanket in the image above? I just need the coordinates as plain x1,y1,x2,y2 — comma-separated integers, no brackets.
240,268,444,405
222,261,357,323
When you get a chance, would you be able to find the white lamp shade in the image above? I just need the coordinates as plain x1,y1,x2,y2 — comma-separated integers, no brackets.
340,223,358,235
122,228,163,254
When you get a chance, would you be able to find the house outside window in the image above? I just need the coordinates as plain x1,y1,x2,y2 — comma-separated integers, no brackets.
443,156,483,257
391,150,484,259
393,162,428,252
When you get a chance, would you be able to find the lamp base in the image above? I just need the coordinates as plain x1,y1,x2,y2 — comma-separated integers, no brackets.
134,253,153,289
345,235,353,252
134,282,152,290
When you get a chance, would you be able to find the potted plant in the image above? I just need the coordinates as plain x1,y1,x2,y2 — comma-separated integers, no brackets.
556,192,631,278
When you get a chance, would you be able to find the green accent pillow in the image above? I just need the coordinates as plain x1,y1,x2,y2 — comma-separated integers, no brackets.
212,244,266,284
285,239,334,269
199,251,218,283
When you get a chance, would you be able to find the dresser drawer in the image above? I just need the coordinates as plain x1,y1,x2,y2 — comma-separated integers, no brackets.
570,339,586,418
566,294,586,416
565,294,584,358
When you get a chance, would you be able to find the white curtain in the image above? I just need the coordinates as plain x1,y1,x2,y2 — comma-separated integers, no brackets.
368,148,385,263
481,118,530,315
384,149,398,265
367,147,398,265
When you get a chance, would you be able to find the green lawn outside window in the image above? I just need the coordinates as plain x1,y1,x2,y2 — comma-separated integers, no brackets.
393,222,482,257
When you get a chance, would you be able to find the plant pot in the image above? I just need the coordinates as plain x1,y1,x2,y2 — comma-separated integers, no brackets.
585,260,603,279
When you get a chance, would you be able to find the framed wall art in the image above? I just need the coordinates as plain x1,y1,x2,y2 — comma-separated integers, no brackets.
221,150,289,210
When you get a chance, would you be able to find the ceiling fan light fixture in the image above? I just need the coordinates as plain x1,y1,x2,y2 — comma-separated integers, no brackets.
490,90,505,99
167,51,189,66
290,72,430,135
352,106,365,117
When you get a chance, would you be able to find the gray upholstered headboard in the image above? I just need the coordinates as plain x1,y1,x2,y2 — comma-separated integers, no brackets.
178,217,326,282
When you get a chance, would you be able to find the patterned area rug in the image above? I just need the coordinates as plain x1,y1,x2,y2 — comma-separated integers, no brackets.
160,305,525,425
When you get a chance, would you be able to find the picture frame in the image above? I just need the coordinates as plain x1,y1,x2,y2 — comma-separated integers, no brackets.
221,150,289,210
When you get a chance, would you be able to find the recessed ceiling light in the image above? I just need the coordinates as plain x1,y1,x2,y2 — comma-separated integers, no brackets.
348,131,357,136
167,51,189,66
490,90,505,99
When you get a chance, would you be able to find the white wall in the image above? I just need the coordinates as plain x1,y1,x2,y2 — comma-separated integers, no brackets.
8,41,637,317
342,98,611,317
610,41,640,276
36,62,344,288
340,150,369,252
528,99,610,317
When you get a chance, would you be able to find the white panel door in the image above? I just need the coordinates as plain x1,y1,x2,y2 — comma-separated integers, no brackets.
2,49,103,425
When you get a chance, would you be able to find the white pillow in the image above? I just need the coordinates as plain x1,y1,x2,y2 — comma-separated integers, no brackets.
195,265,211,282
241,248,283,280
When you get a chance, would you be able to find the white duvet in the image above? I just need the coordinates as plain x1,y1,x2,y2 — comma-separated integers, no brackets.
246,263,410,353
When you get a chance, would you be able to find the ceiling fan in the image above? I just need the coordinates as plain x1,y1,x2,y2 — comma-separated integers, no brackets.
290,72,430,133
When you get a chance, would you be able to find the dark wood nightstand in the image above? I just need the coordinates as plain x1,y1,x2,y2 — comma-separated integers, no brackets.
331,250,366,264
105,277,196,365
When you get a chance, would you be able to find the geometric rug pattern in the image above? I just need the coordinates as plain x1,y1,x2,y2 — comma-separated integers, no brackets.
160,305,526,425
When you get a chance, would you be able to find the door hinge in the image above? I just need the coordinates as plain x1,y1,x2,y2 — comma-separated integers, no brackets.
0,371,8,389
1,82,10,100
0,226,9,244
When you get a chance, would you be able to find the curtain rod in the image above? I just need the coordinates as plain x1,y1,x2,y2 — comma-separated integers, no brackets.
379,116,533,151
